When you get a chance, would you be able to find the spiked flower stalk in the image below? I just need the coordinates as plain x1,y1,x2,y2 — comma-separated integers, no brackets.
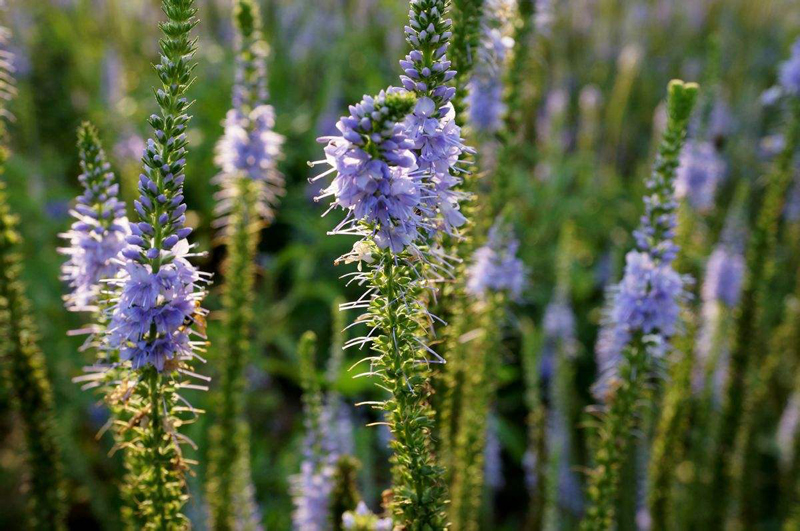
582,80,698,531
94,2,207,528
449,219,525,530
291,331,338,530
449,0,485,125
0,20,66,530
312,88,454,528
60,124,150,529
60,123,129,313
708,39,800,528
207,1,282,528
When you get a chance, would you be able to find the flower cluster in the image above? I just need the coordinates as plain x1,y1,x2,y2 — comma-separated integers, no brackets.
108,140,207,371
215,104,285,220
595,251,685,393
466,219,526,299
60,123,129,311
779,38,800,95
702,245,745,308
465,0,516,134
314,89,425,252
675,141,726,212
400,0,472,236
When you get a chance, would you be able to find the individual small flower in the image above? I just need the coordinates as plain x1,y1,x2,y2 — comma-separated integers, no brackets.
466,219,526,299
701,246,745,308
60,123,129,311
675,141,726,212
779,38,800,96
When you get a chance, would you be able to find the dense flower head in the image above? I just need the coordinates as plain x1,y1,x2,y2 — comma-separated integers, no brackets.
466,220,526,299
633,192,680,265
544,295,576,342
702,246,744,307
215,104,285,220
60,123,129,311
610,251,684,337
675,141,726,211
779,38,800,95
594,251,685,397
314,89,430,252
399,0,472,237
109,135,207,372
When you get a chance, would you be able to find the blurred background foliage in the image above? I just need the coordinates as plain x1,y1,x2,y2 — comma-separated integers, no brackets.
0,0,798,529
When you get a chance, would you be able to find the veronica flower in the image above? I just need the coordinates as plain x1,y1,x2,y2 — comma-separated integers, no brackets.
466,219,526,300
291,331,338,530
313,89,424,251
780,38,800,96
675,141,726,212
583,81,698,530
313,87,452,527
465,0,515,135
60,123,129,312
398,0,472,236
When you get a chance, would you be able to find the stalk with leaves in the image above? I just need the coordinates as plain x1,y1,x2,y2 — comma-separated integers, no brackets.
82,1,208,527
0,19,66,530
708,40,800,528
582,80,698,531
312,84,462,528
206,0,283,528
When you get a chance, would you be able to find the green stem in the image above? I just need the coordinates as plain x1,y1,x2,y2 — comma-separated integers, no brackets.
709,97,800,528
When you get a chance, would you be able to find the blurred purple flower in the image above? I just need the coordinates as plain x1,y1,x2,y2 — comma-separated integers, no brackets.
675,141,725,212
466,219,527,300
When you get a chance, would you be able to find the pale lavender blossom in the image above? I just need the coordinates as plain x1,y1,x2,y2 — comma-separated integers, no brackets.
484,413,504,490
291,459,335,531
60,133,129,312
215,105,285,220
107,134,209,372
466,10,513,134
675,141,726,212
779,38,800,96
466,220,527,300
777,392,800,469
312,89,430,252
701,246,745,308
342,501,392,531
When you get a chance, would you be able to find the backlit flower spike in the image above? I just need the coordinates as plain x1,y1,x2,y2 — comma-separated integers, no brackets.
400,0,473,237
675,140,726,212
60,122,129,312
312,89,423,252
107,0,208,374
466,217,527,300
582,80,698,531
465,0,516,135
291,331,338,531
214,0,284,227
